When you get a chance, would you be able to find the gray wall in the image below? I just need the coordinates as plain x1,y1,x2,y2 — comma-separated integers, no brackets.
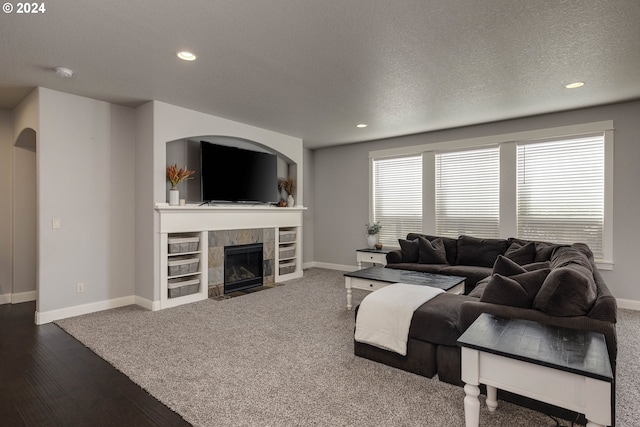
311,100,640,302
302,148,315,263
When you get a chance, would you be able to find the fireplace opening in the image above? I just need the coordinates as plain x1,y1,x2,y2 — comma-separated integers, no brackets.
224,243,263,293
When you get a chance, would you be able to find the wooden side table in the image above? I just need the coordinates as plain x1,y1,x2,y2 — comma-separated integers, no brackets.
356,247,393,269
457,313,613,427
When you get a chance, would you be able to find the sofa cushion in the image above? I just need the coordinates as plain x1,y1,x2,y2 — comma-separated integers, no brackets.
407,233,458,265
398,238,419,263
492,255,527,277
523,261,551,271
504,241,536,265
467,276,489,298
533,264,598,316
480,269,550,308
457,235,509,268
439,265,492,289
550,246,593,272
418,237,448,264
409,293,478,346
385,263,448,275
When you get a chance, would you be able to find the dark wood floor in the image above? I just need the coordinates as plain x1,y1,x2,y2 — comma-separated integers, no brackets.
0,301,191,426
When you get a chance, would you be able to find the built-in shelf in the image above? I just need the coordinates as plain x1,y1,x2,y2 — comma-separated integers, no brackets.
155,205,305,310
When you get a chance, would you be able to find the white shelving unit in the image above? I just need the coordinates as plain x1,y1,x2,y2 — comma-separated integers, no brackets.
159,230,209,309
276,226,301,282
155,205,305,310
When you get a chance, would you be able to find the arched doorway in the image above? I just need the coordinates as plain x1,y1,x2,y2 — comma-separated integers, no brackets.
13,127,37,305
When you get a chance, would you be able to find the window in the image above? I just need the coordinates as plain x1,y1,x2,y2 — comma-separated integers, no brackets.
435,147,500,238
372,155,422,246
517,134,605,259
369,121,612,265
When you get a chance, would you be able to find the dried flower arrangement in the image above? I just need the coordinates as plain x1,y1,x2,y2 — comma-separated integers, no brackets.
277,176,296,195
166,164,195,189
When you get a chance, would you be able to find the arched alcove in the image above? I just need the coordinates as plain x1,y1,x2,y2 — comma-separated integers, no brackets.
165,135,296,204
13,127,37,303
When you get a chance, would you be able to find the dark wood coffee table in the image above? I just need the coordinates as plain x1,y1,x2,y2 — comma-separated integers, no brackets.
343,266,465,310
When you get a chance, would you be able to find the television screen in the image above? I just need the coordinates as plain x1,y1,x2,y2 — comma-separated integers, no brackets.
201,142,278,204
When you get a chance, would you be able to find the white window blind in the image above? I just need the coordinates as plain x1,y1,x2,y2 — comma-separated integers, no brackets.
372,155,422,246
517,134,604,259
435,147,500,238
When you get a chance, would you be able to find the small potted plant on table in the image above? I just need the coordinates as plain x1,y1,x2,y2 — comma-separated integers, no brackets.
365,221,382,249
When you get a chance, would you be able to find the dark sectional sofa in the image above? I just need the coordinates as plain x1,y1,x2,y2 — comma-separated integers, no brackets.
354,233,618,389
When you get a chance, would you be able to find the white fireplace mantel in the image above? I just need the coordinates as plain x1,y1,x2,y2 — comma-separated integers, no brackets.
155,203,306,233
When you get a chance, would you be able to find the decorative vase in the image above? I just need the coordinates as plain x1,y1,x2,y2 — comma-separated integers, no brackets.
287,194,294,207
366,234,378,249
169,188,179,206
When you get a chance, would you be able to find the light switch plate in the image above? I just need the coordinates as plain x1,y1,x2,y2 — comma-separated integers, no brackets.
52,218,61,229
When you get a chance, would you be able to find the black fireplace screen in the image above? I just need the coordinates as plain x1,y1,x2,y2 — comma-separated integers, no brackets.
224,243,263,293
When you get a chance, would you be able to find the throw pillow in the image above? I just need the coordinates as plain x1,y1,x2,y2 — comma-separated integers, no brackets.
492,255,527,277
533,265,598,317
509,238,564,262
399,238,419,263
457,235,509,268
480,269,551,308
407,233,459,265
504,242,536,265
418,237,448,264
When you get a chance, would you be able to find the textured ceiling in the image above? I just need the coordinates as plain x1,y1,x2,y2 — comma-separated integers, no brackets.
1,0,639,148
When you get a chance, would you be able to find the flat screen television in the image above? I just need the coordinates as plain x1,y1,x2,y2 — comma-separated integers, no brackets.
201,142,279,204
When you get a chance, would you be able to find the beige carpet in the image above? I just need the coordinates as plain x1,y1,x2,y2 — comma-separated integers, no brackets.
56,268,639,426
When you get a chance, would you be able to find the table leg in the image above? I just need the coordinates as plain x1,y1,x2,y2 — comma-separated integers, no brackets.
486,385,498,412
345,278,352,310
464,383,480,427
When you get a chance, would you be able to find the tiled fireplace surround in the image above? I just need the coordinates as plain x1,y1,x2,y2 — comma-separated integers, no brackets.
207,228,275,296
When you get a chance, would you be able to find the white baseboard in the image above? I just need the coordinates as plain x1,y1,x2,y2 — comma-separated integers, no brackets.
617,298,640,311
0,291,37,305
0,293,10,304
135,295,161,311
303,261,358,272
35,295,136,325
12,290,37,304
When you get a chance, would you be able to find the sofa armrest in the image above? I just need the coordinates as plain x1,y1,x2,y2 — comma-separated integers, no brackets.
459,301,618,374
386,249,403,264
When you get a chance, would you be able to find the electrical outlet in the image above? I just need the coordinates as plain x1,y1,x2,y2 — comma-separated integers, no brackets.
76,282,85,293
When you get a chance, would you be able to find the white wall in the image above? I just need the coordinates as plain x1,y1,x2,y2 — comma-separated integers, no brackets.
10,89,39,305
35,88,135,322
135,101,304,303
12,143,36,298
311,100,640,303
0,110,12,302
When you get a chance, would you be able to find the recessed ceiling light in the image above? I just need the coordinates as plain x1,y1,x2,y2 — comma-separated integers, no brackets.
54,67,73,78
356,123,368,128
565,81,585,89
177,51,197,61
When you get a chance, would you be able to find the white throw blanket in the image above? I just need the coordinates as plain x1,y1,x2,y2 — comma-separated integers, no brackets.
355,283,445,356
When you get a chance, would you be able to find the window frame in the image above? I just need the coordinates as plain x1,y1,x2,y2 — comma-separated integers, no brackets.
369,153,423,247
369,121,614,269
